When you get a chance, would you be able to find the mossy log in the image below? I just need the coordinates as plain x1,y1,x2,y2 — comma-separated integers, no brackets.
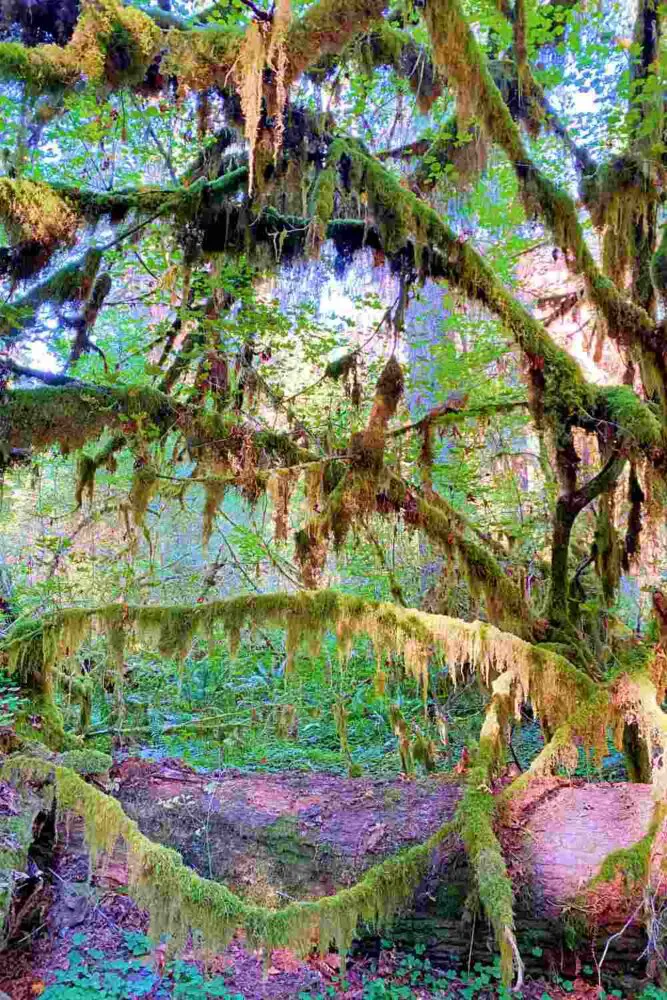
4,591,667,985
1,758,664,992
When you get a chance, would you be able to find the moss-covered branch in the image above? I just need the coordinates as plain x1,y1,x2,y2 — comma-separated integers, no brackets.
311,140,666,465
422,0,663,401
6,589,662,981
0,249,103,345
0,383,310,466
54,166,249,223
0,0,387,95
1,753,455,960
458,725,521,988
0,0,163,90
383,474,533,636
284,0,385,85
0,590,599,726
0,177,80,273
347,23,444,112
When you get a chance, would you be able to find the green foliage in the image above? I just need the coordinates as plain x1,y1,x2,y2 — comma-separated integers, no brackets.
1,0,667,989
39,935,243,999
0,668,26,725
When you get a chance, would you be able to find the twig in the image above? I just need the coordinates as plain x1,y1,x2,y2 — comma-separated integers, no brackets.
595,900,644,987
467,908,476,972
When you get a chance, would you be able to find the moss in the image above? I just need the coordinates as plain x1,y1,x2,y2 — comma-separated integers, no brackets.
353,24,442,112
57,749,112,775
286,0,386,83
59,166,248,226
386,481,532,636
7,592,661,971
0,178,79,264
1,754,456,960
651,224,667,306
75,454,97,507
0,0,161,90
1,385,313,485
0,781,43,943
571,803,667,939
597,385,665,452
129,465,159,527
163,23,241,92
325,353,356,381
592,829,653,890
422,0,658,390
457,737,517,986
317,140,601,447
0,39,78,89
14,691,73,751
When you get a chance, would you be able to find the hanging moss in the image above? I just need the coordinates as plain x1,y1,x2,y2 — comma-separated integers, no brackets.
202,477,226,548
156,608,198,661
352,24,442,112
75,454,97,507
382,476,532,636
7,591,667,978
412,730,437,772
421,0,660,395
0,178,79,269
1,754,456,960
129,465,159,527
0,385,314,491
324,353,357,381
286,0,385,83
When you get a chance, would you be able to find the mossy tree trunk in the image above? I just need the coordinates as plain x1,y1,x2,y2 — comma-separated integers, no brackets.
622,722,652,784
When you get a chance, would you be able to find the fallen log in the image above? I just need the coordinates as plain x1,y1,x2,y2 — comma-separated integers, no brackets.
3,756,662,991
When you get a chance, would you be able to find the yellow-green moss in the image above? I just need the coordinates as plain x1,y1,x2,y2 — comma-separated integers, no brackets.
0,0,161,90
1,755,455,960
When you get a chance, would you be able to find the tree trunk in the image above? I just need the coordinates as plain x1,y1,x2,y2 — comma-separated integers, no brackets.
622,722,652,783
546,498,575,627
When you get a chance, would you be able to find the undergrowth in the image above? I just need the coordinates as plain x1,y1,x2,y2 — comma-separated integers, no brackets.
68,629,628,783
37,933,664,1000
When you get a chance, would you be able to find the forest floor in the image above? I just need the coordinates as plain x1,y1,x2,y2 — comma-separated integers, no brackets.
0,757,662,1000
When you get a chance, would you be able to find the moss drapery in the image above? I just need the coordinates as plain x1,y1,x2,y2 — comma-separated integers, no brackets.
4,590,667,984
